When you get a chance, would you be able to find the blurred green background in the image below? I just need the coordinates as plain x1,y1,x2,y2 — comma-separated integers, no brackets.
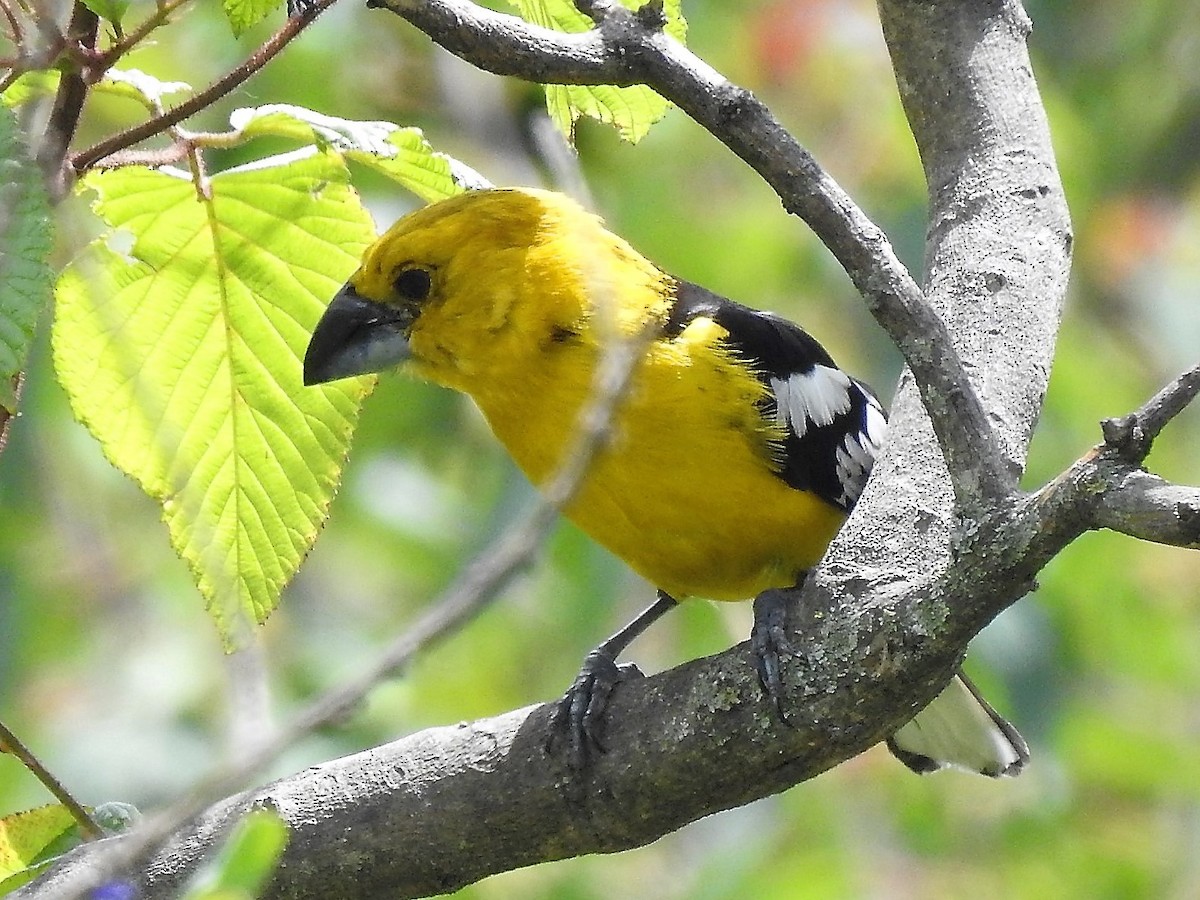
3,0,1200,897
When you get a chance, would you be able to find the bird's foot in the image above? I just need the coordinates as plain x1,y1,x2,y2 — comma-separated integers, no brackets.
750,587,801,725
546,648,645,773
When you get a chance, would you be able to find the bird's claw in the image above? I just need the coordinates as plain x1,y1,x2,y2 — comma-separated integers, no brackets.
547,649,645,773
750,588,801,725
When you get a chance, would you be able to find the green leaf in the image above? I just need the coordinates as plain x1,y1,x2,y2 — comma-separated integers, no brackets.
180,809,288,899
542,81,668,144
97,69,192,112
228,105,480,201
508,0,687,142
0,71,60,108
346,129,485,202
222,0,284,36
53,150,375,645
0,104,53,412
81,0,130,26
0,804,78,888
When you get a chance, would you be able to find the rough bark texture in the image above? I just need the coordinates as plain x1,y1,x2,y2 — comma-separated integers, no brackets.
806,0,1073,662
20,2,1199,899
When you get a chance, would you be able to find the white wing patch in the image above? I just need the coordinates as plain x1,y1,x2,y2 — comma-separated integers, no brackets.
862,395,886,451
769,365,853,439
834,389,887,507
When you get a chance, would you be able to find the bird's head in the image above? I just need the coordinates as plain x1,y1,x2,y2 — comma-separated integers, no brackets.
303,187,657,393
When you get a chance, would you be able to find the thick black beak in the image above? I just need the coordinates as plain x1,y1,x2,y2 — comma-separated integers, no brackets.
303,284,416,385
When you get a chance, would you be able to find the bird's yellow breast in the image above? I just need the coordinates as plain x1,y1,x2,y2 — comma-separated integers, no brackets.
372,188,847,600
457,317,847,601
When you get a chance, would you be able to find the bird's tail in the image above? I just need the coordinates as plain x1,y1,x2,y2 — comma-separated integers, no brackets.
886,671,1028,777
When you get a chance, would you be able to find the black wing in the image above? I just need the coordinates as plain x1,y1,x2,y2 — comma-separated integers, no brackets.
666,280,887,512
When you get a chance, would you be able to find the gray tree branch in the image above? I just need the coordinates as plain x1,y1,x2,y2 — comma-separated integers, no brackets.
1092,472,1200,548
1031,363,1200,551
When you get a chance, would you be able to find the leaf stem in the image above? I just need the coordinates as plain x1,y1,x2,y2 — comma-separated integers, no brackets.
0,720,103,840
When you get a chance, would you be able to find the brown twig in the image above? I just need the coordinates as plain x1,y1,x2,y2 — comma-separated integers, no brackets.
0,372,22,454
0,0,23,44
70,0,339,173
0,720,103,840
36,1,97,198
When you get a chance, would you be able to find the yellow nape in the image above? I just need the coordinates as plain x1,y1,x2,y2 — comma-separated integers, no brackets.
351,187,848,600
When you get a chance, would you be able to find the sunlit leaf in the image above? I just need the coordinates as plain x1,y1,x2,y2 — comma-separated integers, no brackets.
222,0,283,36
81,0,130,26
508,0,687,142
0,104,53,412
345,129,486,202
0,71,60,108
180,809,288,899
98,69,193,111
229,104,397,149
0,804,78,889
228,105,480,201
54,150,375,645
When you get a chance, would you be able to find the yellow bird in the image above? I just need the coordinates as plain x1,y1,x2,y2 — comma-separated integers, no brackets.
304,187,1028,777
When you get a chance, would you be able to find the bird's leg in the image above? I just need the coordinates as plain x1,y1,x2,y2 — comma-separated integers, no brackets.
750,575,807,725
548,589,679,772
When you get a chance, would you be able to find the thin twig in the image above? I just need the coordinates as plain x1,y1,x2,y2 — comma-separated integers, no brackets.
0,720,103,839
70,0,339,172
1,0,23,43
1029,362,1200,552
0,4,64,93
87,143,191,169
1101,361,1200,464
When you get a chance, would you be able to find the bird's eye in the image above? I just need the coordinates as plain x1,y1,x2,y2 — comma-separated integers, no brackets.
394,267,432,302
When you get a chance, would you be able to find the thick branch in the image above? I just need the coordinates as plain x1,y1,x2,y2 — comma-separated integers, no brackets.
26,623,1000,900
371,0,1014,506
1092,471,1200,548
881,0,1073,485
797,0,1071,648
